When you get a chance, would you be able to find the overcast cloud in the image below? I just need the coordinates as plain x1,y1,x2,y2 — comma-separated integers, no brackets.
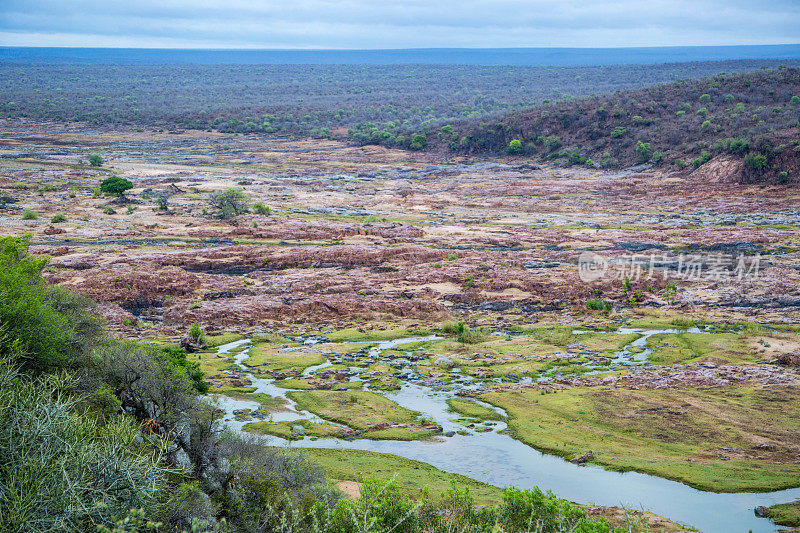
1,0,799,49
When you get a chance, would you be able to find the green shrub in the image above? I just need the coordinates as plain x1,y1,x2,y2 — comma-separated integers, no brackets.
586,299,612,312
50,213,66,223
507,139,523,154
536,134,562,151
634,141,653,163
88,154,104,166
410,134,427,150
0,362,170,531
610,126,627,138
744,152,769,177
0,235,101,371
692,150,712,168
100,176,133,197
209,187,250,219
21,209,37,220
252,202,271,215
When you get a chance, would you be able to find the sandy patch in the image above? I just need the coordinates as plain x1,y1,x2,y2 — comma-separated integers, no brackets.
336,480,361,499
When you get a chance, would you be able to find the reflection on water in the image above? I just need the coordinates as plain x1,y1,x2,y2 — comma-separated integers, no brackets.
212,331,798,533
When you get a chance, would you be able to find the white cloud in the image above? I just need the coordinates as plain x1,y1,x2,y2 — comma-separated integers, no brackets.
0,0,798,48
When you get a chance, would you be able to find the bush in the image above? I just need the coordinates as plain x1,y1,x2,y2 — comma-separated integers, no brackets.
0,235,101,371
744,152,769,180
610,126,627,138
50,213,66,223
634,141,653,163
100,176,133,197
0,361,170,531
692,150,712,168
21,209,37,220
410,134,427,150
209,187,250,219
88,154,104,166
253,202,271,215
536,134,562,151
507,139,523,154
586,298,612,312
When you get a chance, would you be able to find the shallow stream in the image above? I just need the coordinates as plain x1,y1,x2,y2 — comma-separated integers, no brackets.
213,330,800,533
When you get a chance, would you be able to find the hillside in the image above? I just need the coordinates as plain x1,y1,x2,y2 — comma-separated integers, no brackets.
427,67,800,183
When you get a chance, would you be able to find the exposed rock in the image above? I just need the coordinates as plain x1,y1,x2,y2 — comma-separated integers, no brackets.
777,352,800,367
571,451,596,464
180,335,207,353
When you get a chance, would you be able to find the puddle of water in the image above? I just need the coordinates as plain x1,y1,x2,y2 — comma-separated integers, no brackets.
211,332,799,533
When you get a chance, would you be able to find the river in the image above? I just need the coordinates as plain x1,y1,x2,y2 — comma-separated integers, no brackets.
212,332,800,533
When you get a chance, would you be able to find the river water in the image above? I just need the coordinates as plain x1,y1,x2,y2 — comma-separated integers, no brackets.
212,332,800,533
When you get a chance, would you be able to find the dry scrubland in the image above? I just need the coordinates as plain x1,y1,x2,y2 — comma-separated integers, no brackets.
2,120,800,529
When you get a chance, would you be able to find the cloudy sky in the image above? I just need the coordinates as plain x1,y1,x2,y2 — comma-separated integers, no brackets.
1,0,799,49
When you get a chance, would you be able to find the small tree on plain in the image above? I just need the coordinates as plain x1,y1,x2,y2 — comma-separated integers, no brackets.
88,154,104,167
100,176,133,197
209,187,250,219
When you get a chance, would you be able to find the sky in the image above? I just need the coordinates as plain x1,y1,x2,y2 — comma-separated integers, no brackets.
1,0,799,49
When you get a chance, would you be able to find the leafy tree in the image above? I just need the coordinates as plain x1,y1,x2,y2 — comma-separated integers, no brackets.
88,154,104,166
100,176,133,197
21,209,36,220
209,187,250,219
51,214,67,223
0,234,101,370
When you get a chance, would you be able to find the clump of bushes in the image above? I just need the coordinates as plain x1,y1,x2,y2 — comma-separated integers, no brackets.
586,298,612,312
50,213,67,223
692,150,712,168
21,209,37,220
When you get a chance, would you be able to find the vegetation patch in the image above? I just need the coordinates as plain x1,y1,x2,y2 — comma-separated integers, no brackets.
446,397,504,421
765,499,800,527
481,384,800,492
286,389,435,440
